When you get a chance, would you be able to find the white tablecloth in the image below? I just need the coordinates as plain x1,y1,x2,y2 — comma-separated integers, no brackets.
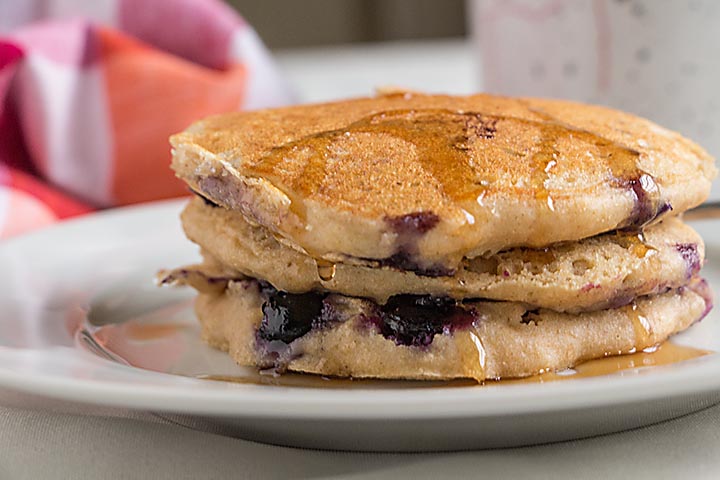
3,387,720,479
3,40,720,479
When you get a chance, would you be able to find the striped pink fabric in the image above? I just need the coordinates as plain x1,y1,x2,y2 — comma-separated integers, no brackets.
0,0,292,239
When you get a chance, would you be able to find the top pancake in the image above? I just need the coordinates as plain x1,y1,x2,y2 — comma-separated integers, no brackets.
170,92,716,272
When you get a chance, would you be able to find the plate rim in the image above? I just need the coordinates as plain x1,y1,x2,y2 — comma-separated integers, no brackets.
0,354,719,419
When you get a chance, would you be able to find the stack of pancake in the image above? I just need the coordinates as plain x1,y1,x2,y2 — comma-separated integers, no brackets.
161,92,716,381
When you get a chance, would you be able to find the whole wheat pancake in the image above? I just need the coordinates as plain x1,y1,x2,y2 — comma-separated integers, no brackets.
177,275,712,382
170,92,716,272
179,197,704,312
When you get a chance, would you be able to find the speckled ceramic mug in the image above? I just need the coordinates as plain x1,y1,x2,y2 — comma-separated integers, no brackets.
471,0,720,167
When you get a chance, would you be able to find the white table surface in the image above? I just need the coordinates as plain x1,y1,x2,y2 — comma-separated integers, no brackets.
2,387,720,479
3,39,720,479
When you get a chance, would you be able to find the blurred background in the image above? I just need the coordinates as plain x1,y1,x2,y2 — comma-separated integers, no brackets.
229,0,467,48
228,0,475,103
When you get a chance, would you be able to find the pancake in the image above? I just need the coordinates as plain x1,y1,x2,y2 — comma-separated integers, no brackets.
170,92,716,272
163,91,716,382
161,272,712,382
180,197,704,313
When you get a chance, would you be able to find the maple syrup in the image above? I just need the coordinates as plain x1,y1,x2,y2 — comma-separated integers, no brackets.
611,231,657,258
626,302,653,347
239,107,664,230
195,342,710,389
316,260,337,281
496,342,710,385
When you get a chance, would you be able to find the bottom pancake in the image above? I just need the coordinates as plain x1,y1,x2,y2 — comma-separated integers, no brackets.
171,270,712,382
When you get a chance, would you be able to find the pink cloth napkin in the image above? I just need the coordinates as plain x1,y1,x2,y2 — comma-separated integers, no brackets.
0,0,292,238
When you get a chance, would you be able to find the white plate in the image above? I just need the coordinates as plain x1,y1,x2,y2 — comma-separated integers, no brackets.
2,199,720,452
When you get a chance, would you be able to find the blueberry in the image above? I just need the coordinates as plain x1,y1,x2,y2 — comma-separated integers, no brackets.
385,211,440,236
380,212,450,277
369,295,476,347
258,290,327,344
379,249,455,277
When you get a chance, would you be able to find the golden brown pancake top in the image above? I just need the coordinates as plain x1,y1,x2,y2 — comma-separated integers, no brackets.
170,92,716,270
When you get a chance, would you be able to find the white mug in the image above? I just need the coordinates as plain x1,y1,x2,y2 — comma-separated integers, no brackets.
471,0,720,196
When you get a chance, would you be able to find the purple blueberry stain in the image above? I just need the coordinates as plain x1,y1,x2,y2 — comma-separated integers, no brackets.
467,114,497,140
385,211,440,236
617,173,672,230
379,249,455,277
675,243,701,279
192,190,221,208
581,282,600,292
656,201,673,217
197,175,247,211
601,292,637,310
380,211,451,277
625,174,656,227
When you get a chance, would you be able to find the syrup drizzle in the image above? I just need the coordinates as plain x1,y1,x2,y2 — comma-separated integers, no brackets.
496,342,710,385
316,260,337,281
612,231,657,258
195,342,710,388
244,108,660,216
528,127,560,211
465,330,488,380
249,109,483,204
627,302,654,348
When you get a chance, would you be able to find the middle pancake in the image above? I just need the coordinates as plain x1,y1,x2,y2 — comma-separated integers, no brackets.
182,197,703,313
